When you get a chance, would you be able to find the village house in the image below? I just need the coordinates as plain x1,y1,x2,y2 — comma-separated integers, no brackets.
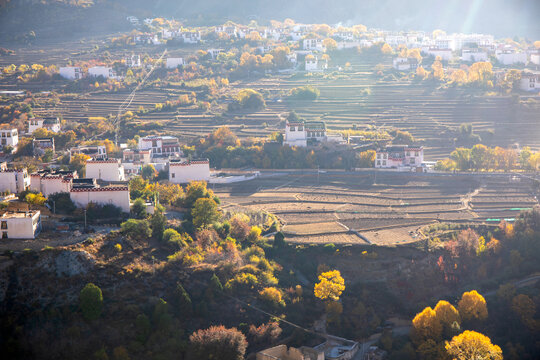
256,345,324,360
284,120,327,147
122,149,152,176
88,66,116,79
0,128,19,152
30,169,77,197
59,66,83,80
385,34,407,46
461,49,488,62
303,38,325,52
334,31,354,42
166,57,185,69
305,56,327,72
181,31,201,44
1,208,41,239
168,159,210,184
0,167,30,194
125,54,141,68
32,137,55,157
375,145,424,169
28,116,61,134
496,48,527,65
138,135,181,158
215,25,237,38
207,48,224,59
422,47,453,61
85,159,125,182
69,145,107,160
70,183,131,213
392,57,419,71
519,71,540,92
133,33,160,45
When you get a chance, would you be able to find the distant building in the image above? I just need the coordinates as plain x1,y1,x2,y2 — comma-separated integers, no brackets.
215,25,237,38
169,159,210,184
303,38,325,52
207,48,224,59
0,209,41,239
28,116,61,134
375,145,424,168
181,31,201,44
85,159,125,182
69,145,107,161
305,56,328,72
122,149,152,176
166,58,185,69
256,345,324,360
0,168,30,194
0,129,19,152
284,120,327,147
393,57,419,71
461,49,488,62
335,31,354,42
59,66,83,80
496,49,527,65
422,47,452,61
125,54,141,68
30,169,77,197
519,71,540,92
88,66,116,79
70,184,130,213
138,135,181,157
32,137,55,157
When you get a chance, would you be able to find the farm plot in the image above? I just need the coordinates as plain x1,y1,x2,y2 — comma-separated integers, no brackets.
213,171,538,245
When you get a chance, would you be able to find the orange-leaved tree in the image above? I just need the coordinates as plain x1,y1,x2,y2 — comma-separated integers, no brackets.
445,330,502,360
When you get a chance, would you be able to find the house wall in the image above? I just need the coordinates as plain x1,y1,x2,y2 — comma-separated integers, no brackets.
461,52,488,62
169,162,210,183
0,170,29,193
86,160,125,181
1,212,41,239
497,52,527,65
41,177,72,197
0,129,19,149
70,187,131,213
88,67,115,78
519,76,540,92
59,67,83,80
166,58,185,68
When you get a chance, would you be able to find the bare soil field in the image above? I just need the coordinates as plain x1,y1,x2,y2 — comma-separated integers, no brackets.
214,171,538,245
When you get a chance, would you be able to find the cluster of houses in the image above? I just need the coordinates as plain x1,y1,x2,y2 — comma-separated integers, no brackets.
256,335,359,360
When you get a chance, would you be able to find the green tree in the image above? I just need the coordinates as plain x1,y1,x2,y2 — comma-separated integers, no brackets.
141,164,156,180
172,283,193,316
150,209,167,241
191,198,220,229
273,231,286,248
131,198,147,219
80,283,103,321
120,219,151,240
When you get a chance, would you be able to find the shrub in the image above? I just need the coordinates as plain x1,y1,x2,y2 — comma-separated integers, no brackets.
130,198,147,219
289,85,320,100
120,219,151,240
273,232,286,248
187,325,247,360
79,283,103,321
259,287,283,306
114,243,122,252
47,192,76,214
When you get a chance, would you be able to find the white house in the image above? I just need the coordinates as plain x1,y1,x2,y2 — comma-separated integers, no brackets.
88,66,116,79
335,31,354,42
30,169,77,197
1,210,41,239
122,149,152,176
531,53,540,65
0,129,19,152
422,47,453,61
86,159,125,182
0,168,30,194
284,120,327,147
375,145,424,168
181,31,201,44
305,56,327,72
461,49,488,62
166,58,185,69
125,54,141,68
303,38,325,52
32,137,55,157
70,185,131,213
69,145,107,161
138,135,181,157
215,25,237,37
207,48,224,59
496,51,527,65
169,159,210,184
393,57,419,71
519,72,540,92
59,66,83,80
28,117,61,134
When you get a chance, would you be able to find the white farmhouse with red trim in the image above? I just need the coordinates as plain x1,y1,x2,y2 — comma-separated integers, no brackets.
30,170,77,197
86,159,125,182
138,135,181,158
28,117,61,134
169,159,210,184
375,145,424,168
1,210,41,239
70,185,131,213
0,168,30,194
284,120,327,147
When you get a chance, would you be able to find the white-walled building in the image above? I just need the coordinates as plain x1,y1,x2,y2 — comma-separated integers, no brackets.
305,56,328,72
88,66,116,79
138,135,181,157
207,48,224,59
461,49,488,62
0,129,19,152
30,170,77,197
284,120,327,147
393,57,419,71
69,145,107,160
122,149,152,176
215,25,237,37
70,185,130,213
32,137,55,157
125,54,141,68
0,168,30,194
181,31,201,44
496,51,527,65
169,159,210,184
166,58,185,69
519,72,540,92
59,66,83,80
1,210,41,239
303,38,325,52
86,159,125,182
422,48,453,61
28,117,61,134
375,145,424,168
531,53,540,65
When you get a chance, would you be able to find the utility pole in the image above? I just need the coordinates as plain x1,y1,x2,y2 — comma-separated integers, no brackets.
84,209,87,231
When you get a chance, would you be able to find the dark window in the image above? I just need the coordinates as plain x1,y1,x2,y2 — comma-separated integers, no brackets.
1,221,6,230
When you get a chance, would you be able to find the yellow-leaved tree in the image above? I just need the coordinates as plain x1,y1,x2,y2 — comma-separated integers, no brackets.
458,290,488,322
445,330,502,360
314,270,345,301
434,300,461,337
411,307,443,345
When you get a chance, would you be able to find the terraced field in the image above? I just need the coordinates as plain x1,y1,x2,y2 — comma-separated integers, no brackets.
214,170,538,245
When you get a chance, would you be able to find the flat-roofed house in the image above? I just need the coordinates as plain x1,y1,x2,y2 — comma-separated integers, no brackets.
169,159,210,184
86,159,125,182
0,209,41,239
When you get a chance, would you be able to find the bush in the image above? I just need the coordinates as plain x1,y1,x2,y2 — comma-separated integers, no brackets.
273,232,286,248
187,325,247,360
228,89,265,111
130,198,147,219
163,228,191,248
289,86,320,100
47,192,76,214
121,219,151,240
79,283,103,321
86,203,124,221
259,287,283,307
